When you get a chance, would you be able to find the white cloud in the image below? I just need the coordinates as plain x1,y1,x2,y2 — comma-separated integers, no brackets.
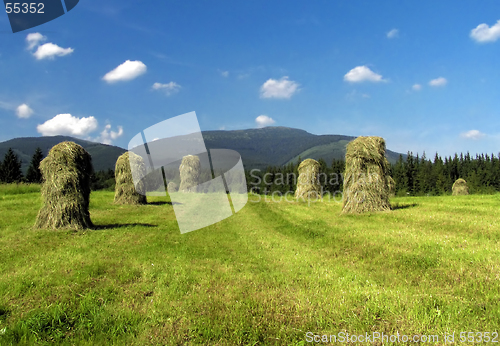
387,28,399,39
429,77,447,87
33,43,74,60
152,82,181,96
412,84,422,91
96,124,124,145
260,76,300,99
221,70,229,77
16,104,34,118
470,20,500,43
37,114,98,136
102,60,147,83
460,130,486,140
255,115,275,127
26,32,46,50
344,66,385,83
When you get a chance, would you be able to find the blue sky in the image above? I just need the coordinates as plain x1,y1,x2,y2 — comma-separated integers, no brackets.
1,0,499,158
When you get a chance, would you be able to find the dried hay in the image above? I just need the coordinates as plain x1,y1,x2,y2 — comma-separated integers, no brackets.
342,136,392,214
114,151,147,205
167,181,178,193
295,158,321,200
34,141,93,230
179,155,200,192
452,178,469,196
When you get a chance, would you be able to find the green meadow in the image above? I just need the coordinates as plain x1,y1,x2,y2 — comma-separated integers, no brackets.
0,184,499,345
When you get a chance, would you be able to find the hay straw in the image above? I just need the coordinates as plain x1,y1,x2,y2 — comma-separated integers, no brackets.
114,151,147,205
167,181,178,193
295,158,321,200
452,178,469,196
342,136,392,213
179,155,201,192
34,141,93,230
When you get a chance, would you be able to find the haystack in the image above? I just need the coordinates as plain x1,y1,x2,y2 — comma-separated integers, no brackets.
387,175,396,197
452,178,469,196
114,152,147,205
34,142,93,230
179,155,200,192
167,181,178,193
342,136,392,214
295,159,321,199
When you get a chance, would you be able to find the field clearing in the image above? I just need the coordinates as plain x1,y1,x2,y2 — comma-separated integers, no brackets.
0,184,499,345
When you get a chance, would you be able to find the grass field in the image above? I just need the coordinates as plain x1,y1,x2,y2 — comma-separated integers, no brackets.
0,184,499,345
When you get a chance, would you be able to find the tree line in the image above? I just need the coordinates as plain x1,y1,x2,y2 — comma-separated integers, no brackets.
2,147,499,196
245,152,500,196
0,147,115,190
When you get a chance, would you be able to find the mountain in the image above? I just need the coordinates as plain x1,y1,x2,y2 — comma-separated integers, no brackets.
202,127,404,169
0,128,405,173
0,136,126,173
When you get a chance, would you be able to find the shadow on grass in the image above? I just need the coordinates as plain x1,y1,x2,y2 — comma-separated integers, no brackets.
92,223,157,230
148,201,183,206
391,203,418,210
148,201,172,206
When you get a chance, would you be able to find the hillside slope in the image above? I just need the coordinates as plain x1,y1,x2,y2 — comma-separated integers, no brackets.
0,127,404,173
0,136,126,173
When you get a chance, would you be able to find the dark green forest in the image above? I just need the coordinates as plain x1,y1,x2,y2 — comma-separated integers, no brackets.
246,152,500,196
2,147,499,196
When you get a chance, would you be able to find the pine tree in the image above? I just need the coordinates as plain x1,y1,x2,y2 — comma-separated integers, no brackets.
26,147,44,183
1,148,23,183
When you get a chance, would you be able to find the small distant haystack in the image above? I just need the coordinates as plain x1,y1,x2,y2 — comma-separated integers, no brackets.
179,155,200,192
295,159,321,200
452,178,469,196
114,152,147,205
34,142,93,230
342,136,392,214
167,181,178,193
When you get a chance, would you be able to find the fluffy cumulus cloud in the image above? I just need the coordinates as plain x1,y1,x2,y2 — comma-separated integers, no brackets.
387,28,399,39
16,104,34,118
33,43,74,60
37,114,98,136
344,66,385,83
152,82,181,96
26,32,46,50
470,20,500,43
25,32,73,59
102,60,147,83
96,124,124,145
255,115,275,127
429,77,447,87
260,76,300,99
460,130,486,140
412,84,422,91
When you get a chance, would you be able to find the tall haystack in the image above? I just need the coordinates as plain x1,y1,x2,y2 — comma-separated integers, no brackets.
114,152,147,205
179,155,200,192
34,141,93,230
167,181,178,193
342,136,392,214
387,175,396,197
452,178,469,196
295,159,321,200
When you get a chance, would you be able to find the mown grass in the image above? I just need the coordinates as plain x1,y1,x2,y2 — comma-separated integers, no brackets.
0,183,499,345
